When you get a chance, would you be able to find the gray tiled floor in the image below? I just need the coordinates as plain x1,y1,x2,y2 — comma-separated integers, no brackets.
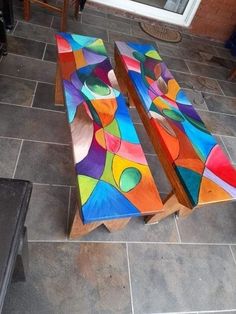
1,3,236,314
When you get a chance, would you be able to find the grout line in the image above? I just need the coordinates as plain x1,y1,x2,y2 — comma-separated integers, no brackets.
0,101,65,114
216,80,226,97
12,139,23,178
196,108,236,117
229,245,236,266
8,32,48,45
219,135,234,163
6,51,56,64
0,73,55,85
183,87,236,100
11,20,18,35
33,182,75,188
50,16,54,28
30,81,38,107
0,135,70,146
66,186,72,240
16,19,56,31
185,61,192,74
42,43,47,61
150,310,236,314
27,239,236,246
174,215,182,243
126,243,135,314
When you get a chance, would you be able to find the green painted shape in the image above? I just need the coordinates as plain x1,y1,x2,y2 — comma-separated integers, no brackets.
183,114,211,134
163,109,185,122
104,119,120,138
145,50,162,61
133,51,146,63
119,167,142,192
175,166,201,206
100,152,118,188
78,175,98,205
86,39,107,55
86,77,111,96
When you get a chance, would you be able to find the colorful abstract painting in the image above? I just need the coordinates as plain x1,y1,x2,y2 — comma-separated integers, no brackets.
115,41,236,207
55,33,163,223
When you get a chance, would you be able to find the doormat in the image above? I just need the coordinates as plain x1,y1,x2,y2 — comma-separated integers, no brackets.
140,22,182,43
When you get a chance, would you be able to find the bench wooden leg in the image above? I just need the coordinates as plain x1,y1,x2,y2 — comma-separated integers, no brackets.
69,205,131,239
60,0,69,32
104,218,131,232
23,0,31,21
55,62,64,106
145,192,191,224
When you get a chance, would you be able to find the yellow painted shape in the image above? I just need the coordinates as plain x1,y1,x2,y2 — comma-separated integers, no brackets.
100,152,118,188
78,175,98,205
153,97,171,110
165,79,180,101
145,50,162,61
95,128,106,150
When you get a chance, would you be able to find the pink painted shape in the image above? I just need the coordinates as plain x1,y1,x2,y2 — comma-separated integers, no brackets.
56,34,72,53
122,55,141,73
206,144,236,187
118,140,147,165
104,132,121,153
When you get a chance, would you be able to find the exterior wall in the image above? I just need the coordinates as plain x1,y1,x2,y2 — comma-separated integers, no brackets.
190,0,236,42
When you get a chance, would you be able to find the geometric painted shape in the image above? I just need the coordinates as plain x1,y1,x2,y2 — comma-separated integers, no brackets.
56,33,163,223
114,40,236,207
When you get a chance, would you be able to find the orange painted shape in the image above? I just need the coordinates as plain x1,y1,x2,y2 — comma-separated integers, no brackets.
73,50,87,70
198,176,232,205
165,79,181,101
91,98,117,127
95,128,106,150
175,158,204,175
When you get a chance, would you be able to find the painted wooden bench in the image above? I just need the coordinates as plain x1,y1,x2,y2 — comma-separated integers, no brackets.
114,41,236,224
55,33,164,238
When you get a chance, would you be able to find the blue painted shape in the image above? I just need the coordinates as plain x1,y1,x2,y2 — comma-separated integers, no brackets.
176,89,192,105
175,166,202,206
115,94,140,144
127,42,155,54
63,80,84,123
82,180,141,223
129,70,152,112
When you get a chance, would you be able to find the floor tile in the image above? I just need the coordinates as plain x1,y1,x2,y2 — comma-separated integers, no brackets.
197,109,236,136
146,154,171,194
221,136,236,164
52,17,108,42
3,242,132,314
68,187,177,242
33,82,64,112
13,5,53,27
14,21,56,44
214,46,235,61
162,55,189,73
0,103,70,143
7,35,45,59
81,12,108,29
0,75,36,106
26,184,69,240
128,243,236,313
0,138,21,178
107,18,131,35
186,61,229,81
134,123,156,154
129,107,142,123
182,88,208,110
177,201,236,243
15,141,75,185
109,30,156,47
43,44,57,62
203,93,236,115
217,80,236,98
82,6,107,17
172,71,223,95
0,54,56,83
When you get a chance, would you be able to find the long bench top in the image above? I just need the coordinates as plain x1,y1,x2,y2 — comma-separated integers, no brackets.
115,41,236,208
55,33,163,223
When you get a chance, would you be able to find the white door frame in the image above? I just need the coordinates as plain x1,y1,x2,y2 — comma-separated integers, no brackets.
89,0,201,27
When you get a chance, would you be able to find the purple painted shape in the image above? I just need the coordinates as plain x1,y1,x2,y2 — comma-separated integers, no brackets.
93,59,113,86
161,62,174,82
83,48,107,65
204,168,236,198
71,72,83,91
177,103,202,122
76,134,106,179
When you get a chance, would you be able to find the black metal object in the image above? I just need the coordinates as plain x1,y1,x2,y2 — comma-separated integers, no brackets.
0,178,32,313
2,0,14,30
0,0,7,56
